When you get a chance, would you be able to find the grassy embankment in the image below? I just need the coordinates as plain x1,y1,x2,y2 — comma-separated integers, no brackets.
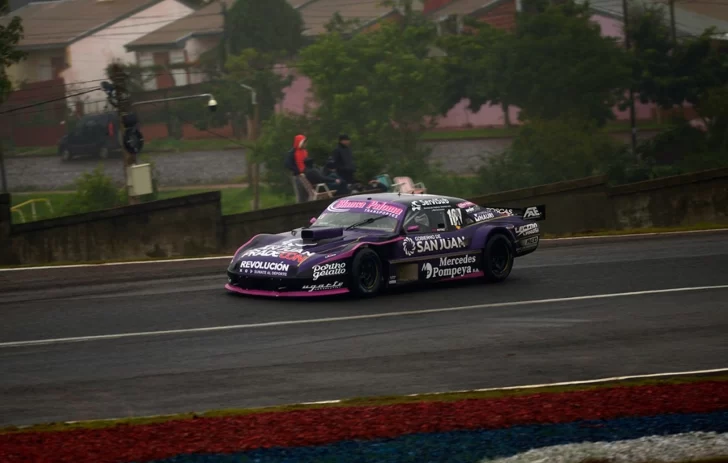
10,186,290,222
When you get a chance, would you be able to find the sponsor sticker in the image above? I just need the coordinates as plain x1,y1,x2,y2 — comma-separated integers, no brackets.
239,260,290,276
302,281,344,292
473,211,495,222
327,199,405,218
312,262,347,280
523,206,542,219
402,235,468,256
421,254,478,279
242,239,313,264
515,223,539,237
520,236,539,249
447,208,463,227
411,197,449,211
487,208,515,216
364,200,405,218
457,201,476,209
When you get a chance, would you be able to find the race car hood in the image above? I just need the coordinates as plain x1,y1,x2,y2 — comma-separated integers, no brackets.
228,227,395,278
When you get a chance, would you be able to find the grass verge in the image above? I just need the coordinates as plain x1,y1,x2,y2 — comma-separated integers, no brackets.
10,187,293,223
2,373,725,435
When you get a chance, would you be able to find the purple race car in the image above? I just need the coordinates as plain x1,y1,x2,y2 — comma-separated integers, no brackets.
225,193,545,298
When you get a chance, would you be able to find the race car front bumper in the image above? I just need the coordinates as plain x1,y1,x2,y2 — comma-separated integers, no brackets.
225,272,349,297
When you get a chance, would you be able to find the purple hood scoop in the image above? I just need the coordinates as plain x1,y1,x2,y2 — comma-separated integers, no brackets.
301,227,344,241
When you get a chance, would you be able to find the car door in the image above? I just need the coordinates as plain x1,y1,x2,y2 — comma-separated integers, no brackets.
390,201,480,284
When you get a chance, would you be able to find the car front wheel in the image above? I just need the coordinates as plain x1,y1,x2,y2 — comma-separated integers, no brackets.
482,234,514,283
349,248,383,298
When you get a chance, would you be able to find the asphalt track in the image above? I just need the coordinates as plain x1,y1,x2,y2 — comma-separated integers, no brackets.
1,233,727,427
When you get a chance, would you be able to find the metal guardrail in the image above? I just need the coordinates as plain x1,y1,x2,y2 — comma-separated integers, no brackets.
10,198,54,223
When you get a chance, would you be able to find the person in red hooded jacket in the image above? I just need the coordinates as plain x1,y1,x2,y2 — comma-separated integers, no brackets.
288,134,309,202
293,134,308,174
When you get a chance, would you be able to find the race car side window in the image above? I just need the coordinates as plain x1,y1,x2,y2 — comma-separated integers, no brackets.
403,209,448,233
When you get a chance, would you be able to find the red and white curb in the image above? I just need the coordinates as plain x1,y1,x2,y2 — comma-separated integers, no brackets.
19,367,726,430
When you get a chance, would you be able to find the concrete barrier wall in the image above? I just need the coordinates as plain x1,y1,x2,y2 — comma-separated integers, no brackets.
8,192,222,266
609,168,728,229
3,168,728,266
0,193,13,263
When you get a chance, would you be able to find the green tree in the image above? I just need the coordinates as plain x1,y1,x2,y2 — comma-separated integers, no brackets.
298,20,445,180
226,0,304,56
438,19,517,126
507,0,631,125
628,4,728,110
477,118,620,191
0,2,26,104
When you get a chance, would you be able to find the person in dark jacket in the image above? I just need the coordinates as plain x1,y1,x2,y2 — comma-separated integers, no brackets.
303,157,348,196
331,134,356,184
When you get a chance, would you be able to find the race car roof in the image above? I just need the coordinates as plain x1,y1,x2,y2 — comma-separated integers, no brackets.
341,192,465,207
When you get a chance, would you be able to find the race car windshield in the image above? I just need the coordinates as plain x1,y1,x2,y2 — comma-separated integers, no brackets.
312,211,398,232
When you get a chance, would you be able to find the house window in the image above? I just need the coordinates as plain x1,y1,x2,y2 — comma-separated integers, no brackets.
169,49,188,87
437,14,462,35
137,51,157,91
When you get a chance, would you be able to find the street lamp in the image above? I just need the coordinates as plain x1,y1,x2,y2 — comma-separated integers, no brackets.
133,93,218,111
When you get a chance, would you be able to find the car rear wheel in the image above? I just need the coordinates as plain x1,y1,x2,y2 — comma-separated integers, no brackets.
482,234,514,283
349,248,383,298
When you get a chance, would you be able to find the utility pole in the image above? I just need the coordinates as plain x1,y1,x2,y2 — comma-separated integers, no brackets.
622,0,638,155
110,64,139,205
240,83,259,210
669,0,677,43
219,0,229,72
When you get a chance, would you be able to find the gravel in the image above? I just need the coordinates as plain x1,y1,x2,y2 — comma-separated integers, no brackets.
481,431,728,463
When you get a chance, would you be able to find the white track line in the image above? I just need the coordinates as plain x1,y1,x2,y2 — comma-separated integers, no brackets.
2,284,727,349
2,228,726,272
42,367,728,427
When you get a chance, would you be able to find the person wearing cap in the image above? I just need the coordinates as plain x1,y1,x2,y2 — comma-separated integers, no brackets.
331,134,356,184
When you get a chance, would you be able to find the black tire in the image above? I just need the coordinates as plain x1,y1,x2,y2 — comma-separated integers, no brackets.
349,248,383,298
482,233,514,283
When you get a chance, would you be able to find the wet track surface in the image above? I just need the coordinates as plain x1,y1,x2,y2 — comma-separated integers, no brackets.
1,233,727,426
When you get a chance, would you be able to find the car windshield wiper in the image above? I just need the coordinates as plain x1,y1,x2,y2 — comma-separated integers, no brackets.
345,215,389,230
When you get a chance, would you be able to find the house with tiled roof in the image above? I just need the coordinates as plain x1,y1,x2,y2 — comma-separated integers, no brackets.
124,0,421,92
124,0,233,90
1,0,194,110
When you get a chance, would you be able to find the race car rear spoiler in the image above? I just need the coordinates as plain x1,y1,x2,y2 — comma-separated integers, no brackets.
485,204,546,221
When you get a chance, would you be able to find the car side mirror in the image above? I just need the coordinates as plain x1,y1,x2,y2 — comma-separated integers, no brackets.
309,217,316,224
406,225,419,232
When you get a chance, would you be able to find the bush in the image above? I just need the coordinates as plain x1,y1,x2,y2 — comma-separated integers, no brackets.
62,166,122,215
475,118,621,192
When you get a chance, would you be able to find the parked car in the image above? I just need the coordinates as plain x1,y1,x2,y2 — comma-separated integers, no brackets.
226,192,546,298
58,112,121,161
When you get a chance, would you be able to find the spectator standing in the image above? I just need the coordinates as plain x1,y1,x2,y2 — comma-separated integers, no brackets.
284,134,309,203
331,134,356,184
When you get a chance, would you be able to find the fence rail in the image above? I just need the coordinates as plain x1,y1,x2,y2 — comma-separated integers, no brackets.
11,198,54,223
